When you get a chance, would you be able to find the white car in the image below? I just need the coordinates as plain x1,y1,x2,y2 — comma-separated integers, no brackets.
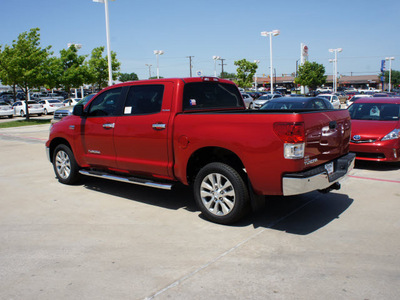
0,101,14,118
317,94,341,109
251,94,283,109
38,99,64,115
63,98,80,106
12,101,44,117
241,93,253,109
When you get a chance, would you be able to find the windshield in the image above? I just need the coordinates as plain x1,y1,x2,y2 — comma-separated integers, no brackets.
348,103,400,121
78,94,95,106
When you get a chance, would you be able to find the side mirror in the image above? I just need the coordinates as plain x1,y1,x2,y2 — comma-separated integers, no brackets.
73,104,85,116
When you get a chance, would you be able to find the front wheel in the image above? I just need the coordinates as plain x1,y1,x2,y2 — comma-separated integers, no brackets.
193,162,249,224
249,103,253,109
53,144,80,184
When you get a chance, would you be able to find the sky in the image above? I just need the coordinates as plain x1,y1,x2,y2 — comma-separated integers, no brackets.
1,0,399,80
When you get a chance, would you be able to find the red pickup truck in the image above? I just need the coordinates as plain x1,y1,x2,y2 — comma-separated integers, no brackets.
46,77,355,224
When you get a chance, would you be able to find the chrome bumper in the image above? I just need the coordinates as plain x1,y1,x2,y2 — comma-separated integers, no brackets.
282,153,356,196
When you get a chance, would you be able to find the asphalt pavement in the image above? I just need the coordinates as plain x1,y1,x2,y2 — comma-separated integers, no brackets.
0,124,399,300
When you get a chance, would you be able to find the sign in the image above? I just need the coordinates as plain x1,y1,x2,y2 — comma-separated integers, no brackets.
381,60,386,72
196,70,202,77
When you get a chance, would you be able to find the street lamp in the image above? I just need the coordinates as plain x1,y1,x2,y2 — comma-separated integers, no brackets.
261,30,280,94
385,57,395,92
329,48,343,93
154,50,164,79
93,0,115,86
329,58,335,92
254,60,260,91
213,56,221,77
145,64,152,79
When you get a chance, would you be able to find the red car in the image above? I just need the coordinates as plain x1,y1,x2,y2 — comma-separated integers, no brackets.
348,98,400,162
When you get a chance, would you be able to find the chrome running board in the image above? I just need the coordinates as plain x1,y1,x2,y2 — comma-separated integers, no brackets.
79,170,173,190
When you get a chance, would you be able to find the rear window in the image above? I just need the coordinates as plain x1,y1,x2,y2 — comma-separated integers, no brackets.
183,82,242,111
348,103,400,121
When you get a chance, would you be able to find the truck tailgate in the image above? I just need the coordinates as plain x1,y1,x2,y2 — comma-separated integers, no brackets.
302,110,351,166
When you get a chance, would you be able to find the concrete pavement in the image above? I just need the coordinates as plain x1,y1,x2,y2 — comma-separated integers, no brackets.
0,124,399,300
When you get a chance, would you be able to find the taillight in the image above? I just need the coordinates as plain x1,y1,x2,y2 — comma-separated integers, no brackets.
273,122,305,143
273,122,305,159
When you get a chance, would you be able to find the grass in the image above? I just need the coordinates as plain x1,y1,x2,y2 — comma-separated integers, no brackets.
0,118,51,128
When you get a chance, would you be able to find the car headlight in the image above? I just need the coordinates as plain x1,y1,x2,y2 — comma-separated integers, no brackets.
381,129,400,141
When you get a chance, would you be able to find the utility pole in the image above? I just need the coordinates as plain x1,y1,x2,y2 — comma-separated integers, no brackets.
145,64,152,79
187,56,194,77
218,58,226,78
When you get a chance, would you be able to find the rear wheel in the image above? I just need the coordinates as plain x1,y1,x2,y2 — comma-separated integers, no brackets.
193,162,249,224
20,110,25,117
53,144,80,184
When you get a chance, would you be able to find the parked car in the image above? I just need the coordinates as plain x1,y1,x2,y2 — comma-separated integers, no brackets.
348,94,373,107
251,94,282,109
63,98,80,106
38,99,65,115
12,101,44,117
0,101,14,118
260,97,334,110
241,93,253,109
0,94,14,104
317,94,341,109
348,97,400,162
52,94,95,123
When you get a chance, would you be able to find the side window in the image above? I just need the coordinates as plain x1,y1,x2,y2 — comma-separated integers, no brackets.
87,87,123,117
313,99,327,109
124,85,164,115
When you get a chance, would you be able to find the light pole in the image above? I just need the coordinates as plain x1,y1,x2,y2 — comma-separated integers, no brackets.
385,57,395,92
261,30,280,94
93,0,115,86
329,58,336,92
154,50,164,79
145,64,152,79
213,56,220,77
254,60,260,91
329,48,342,93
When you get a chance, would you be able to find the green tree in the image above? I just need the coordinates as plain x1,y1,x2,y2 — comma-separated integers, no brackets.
220,71,236,79
0,28,52,119
383,70,400,90
294,61,327,90
57,45,89,95
0,45,20,101
87,46,121,89
234,59,258,88
119,72,139,82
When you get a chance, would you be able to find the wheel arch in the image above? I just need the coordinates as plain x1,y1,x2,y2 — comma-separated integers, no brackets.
48,138,72,163
186,146,246,185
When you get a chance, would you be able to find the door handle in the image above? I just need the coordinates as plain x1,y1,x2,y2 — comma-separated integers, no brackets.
152,123,166,130
103,123,115,129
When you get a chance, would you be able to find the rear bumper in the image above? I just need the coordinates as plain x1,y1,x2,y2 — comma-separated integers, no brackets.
282,153,355,196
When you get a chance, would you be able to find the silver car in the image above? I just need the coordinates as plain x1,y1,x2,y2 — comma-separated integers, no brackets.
251,94,283,109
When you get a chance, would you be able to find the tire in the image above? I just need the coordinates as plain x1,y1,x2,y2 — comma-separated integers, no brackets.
20,110,25,117
44,108,48,115
249,103,253,109
193,162,249,224
52,144,80,184
8,115,13,119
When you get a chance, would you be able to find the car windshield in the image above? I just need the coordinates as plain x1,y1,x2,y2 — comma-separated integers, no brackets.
348,103,400,121
258,95,272,100
262,101,308,110
78,94,95,106
318,95,330,100
49,100,61,103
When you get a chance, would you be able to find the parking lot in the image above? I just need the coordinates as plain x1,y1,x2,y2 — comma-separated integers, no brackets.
0,124,399,300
